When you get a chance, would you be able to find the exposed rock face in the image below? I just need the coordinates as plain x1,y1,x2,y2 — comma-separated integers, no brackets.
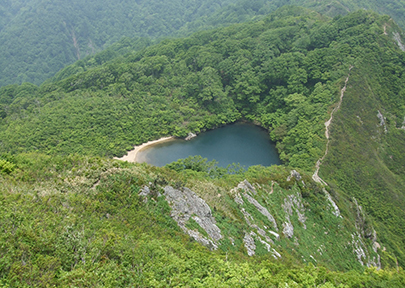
351,233,367,266
269,230,280,240
232,180,281,258
393,32,405,51
185,132,197,141
281,192,307,237
231,179,257,195
234,193,244,205
139,185,150,197
243,193,278,230
232,180,277,230
282,222,294,238
163,186,222,249
377,110,388,133
324,189,341,217
351,198,381,269
287,170,302,181
153,179,378,265
244,232,256,256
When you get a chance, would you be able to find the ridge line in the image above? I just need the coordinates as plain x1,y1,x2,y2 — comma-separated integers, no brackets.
312,66,353,185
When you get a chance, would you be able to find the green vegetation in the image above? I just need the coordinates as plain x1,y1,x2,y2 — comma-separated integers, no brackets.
0,7,361,168
0,152,404,286
2,7,404,172
3,0,405,87
2,9,405,271
0,0,236,86
321,61,405,267
1,4,405,286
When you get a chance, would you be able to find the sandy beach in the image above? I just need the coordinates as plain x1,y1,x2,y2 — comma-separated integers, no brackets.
114,136,175,163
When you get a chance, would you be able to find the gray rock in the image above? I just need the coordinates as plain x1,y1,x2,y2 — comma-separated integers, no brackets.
257,235,272,252
324,189,341,217
139,185,150,197
287,170,302,181
393,32,405,52
241,208,254,226
283,222,294,238
269,230,280,240
244,232,256,256
282,193,307,230
351,233,366,266
234,193,244,205
297,211,307,229
282,197,294,216
272,249,282,259
244,193,278,230
163,186,222,248
231,179,256,195
377,110,387,133
185,132,197,141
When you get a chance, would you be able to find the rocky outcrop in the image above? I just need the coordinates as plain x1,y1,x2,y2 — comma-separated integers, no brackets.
243,193,278,230
139,178,379,266
377,110,388,133
282,222,294,238
281,192,307,238
231,179,257,195
163,186,222,249
139,185,151,197
287,170,301,181
324,189,341,218
393,32,405,51
185,132,197,141
232,180,281,258
232,180,277,230
244,232,256,256
351,198,381,269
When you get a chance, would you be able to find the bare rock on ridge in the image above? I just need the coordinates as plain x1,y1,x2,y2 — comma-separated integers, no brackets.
163,186,222,249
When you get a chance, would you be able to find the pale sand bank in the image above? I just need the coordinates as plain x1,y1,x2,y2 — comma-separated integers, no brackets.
114,136,175,163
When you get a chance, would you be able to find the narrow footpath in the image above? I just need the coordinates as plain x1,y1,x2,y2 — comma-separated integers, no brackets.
312,66,353,185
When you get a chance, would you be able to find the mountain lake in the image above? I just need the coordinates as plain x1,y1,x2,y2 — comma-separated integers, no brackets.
136,122,281,168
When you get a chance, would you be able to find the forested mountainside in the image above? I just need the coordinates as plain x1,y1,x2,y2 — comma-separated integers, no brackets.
3,0,405,88
1,5,405,286
1,5,405,274
0,0,235,87
176,0,405,36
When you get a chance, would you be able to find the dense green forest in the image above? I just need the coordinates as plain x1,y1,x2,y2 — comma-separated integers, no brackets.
2,4,405,286
0,0,235,86
2,5,405,270
3,0,405,87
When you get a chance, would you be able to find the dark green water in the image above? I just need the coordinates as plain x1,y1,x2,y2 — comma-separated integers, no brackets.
137,123,281,168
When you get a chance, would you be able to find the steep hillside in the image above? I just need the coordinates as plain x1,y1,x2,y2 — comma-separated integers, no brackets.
0,0,235,87
1,153,404,286
3,0,405,87
320,49,405,266
1,6,405,280
177,0,405,36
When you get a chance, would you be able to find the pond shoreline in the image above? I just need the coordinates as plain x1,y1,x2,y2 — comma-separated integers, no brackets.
115,121,274,165
114,136,175,163
128,122,280,167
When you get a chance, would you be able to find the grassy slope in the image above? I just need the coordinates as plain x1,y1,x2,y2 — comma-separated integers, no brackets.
1,6,405,278
0,153,404,286
321,50,405,266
